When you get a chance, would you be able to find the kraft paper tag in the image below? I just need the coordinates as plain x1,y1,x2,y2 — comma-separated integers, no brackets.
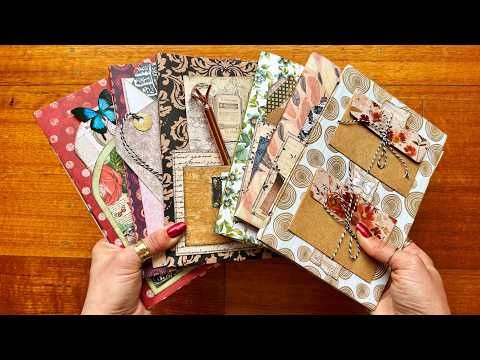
184,165,231,246
288,191,379,282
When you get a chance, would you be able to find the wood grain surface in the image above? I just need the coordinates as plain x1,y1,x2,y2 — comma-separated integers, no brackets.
0,45,479,314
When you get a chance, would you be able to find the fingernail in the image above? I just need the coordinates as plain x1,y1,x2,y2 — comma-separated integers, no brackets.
166,222,187,238
356,223,372,238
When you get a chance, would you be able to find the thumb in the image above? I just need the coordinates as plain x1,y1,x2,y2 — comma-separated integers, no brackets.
120,222,187,269
355,223,409,270
142,222,187,256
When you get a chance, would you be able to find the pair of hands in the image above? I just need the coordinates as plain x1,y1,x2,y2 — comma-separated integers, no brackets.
81,222,450,315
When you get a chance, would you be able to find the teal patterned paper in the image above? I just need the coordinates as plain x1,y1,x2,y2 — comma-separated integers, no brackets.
215,52,304,243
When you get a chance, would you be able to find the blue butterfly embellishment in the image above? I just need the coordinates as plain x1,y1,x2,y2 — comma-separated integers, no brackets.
71,89,116,140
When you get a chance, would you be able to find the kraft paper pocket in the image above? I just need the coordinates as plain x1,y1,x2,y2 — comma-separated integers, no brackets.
289,191,377,281
288,167,397,282
184,166,231,246
163,151,269,267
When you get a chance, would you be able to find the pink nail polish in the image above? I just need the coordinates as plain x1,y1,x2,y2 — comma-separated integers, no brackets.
356,223,372,238
166,222,187,238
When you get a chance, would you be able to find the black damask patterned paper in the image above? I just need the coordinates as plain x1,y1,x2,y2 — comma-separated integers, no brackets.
156,53,269,268
157,53,257,221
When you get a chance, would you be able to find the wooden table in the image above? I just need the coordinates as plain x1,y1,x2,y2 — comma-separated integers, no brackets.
0,45,479,314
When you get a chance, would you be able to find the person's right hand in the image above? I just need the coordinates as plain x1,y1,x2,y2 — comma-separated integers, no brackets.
357,228,450,315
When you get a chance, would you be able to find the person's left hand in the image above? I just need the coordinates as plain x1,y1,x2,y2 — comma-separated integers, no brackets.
81,222,186,315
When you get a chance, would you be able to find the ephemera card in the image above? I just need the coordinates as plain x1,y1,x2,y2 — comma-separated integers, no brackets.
183,75,253,157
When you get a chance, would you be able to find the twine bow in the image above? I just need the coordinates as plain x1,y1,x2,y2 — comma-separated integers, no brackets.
317,180,361,261
340,109,410,179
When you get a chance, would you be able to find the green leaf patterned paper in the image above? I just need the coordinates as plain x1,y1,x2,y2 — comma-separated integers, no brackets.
215,52,304,243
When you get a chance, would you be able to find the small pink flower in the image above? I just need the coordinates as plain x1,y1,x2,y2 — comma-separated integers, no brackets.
404,145,417,157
